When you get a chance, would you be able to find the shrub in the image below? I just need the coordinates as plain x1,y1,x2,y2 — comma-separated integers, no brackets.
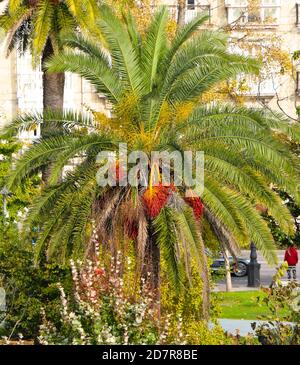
39,253,164,345
39,250,232,345
0,228,71,340
252,264,300,344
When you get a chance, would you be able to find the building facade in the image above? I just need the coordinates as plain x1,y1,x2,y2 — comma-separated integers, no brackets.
1,0,300,138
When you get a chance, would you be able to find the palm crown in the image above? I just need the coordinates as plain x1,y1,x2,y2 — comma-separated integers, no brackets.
0,0,100,59
3,6,300,312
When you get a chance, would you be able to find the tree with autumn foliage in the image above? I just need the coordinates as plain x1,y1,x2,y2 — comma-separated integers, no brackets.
3,5,300,319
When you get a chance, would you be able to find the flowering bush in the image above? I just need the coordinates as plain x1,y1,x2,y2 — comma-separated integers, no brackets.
39,250,185,345
39,247,233,345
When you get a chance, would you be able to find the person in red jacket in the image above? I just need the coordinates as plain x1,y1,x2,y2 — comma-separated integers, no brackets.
284,244,298,281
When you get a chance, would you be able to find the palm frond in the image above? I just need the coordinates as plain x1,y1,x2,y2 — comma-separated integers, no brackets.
60,31,110,65
48,133,115,185
161,13,213,73
174,207,210,320
46,52,123,102
230,193,278,265
8,0,23,14
32,0,54,61
140,6,168,92
98,5,143,94
7,136,73,190
154,207,181,291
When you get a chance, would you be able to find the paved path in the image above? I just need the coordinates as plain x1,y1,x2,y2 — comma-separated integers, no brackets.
210,319,294,337
210,319,256,336
214,250,300,292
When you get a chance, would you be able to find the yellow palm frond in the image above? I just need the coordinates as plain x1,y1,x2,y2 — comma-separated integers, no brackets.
32,0,54,62
8,0,24,14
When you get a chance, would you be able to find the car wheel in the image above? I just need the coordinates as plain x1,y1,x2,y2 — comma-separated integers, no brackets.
233,262,248,277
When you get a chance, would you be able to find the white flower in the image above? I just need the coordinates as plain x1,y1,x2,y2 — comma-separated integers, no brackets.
69,312,76,319
136,316,143,324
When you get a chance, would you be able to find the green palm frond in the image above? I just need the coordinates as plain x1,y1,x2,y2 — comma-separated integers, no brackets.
189,132,298,182
0,5,28,31
98,5,143,94
47,178,96,263
161,13,213,73
204,156,294,234
204,208,240,258
198,141,298,196
48,133,115,185
200,177,247,240
122,11,141,58
7,136,72,190
174,207,210,319
230,193,278,265
54,5,76,37
180,104,300,143
34,188,75,264
141,7,168,92
24,183,68,230
0,109,98,138
168,59,258,103
0,5,33,54
60,31,110,65
25,158,96,230
46,52,123,102
154,207,181,291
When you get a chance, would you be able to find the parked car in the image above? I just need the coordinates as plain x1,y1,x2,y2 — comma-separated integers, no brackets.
207,250,250,277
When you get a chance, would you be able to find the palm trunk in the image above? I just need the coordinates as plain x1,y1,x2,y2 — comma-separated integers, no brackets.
143,220,160,310
222,245,232,292
177,0,186,27
41,38,65,182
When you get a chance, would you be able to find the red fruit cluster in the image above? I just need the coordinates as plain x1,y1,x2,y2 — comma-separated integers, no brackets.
142,183,171,219
184,196,204,219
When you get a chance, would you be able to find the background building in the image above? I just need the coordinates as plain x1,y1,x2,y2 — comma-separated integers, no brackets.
1,0,300,139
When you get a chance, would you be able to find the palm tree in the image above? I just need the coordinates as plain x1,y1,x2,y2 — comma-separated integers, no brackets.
3,6,300,318
0,0,100,131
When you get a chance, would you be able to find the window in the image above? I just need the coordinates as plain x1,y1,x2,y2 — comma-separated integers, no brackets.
185,1,211,24
261,0,280,5
229,43,279,97
226,0,280,25
297,3,300,26
261,0,280,24
227,6,248,24
187,0,195,10
225,0,247,5
164,1,210,24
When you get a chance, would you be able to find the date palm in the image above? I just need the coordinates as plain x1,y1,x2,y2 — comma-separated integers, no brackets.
0,0,100,128
3,6,300,318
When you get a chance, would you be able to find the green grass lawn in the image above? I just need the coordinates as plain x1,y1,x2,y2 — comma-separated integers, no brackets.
214,291,289,320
